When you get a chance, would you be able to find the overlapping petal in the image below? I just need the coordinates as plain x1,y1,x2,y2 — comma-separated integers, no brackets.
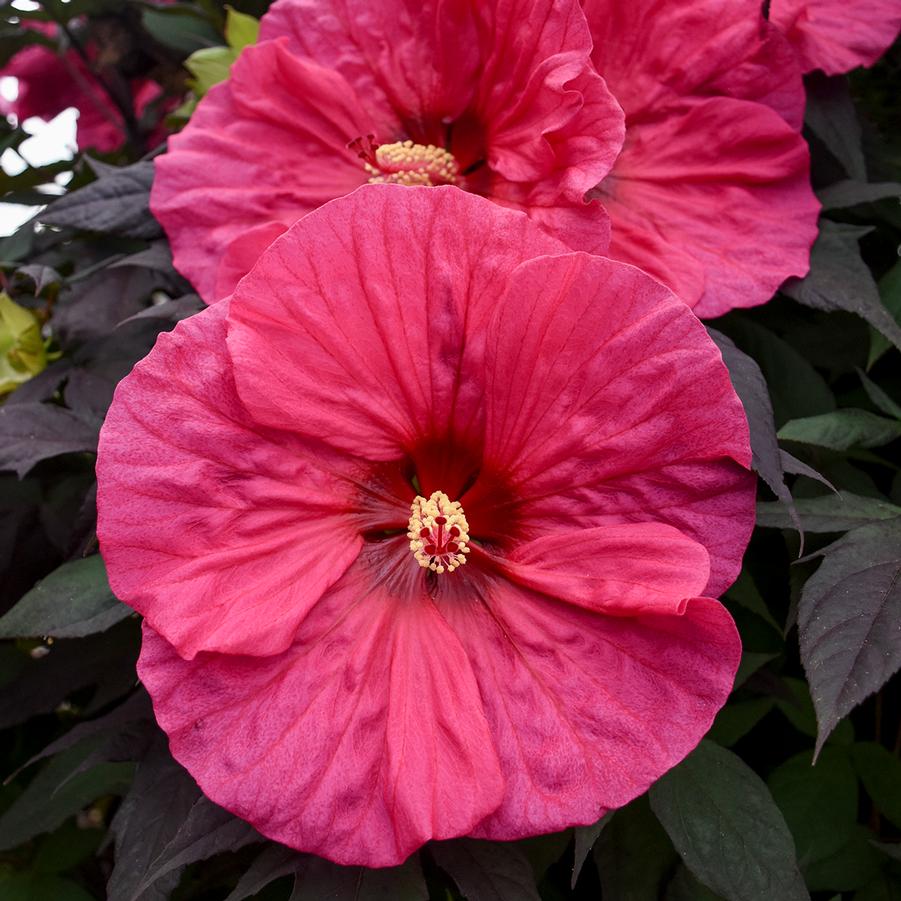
582,0,820,316
152,0,623,302
498,523,710,616
151,38,383,303
97,302,364,660
226,185,566,462
771,0,901,74
437,584,740,839
480,252,755,594
138,553,505,867
99,187,755,866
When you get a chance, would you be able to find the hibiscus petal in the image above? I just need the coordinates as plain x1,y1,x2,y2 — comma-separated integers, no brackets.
138,555,505,867
582,0,818,314
771,0,901,75
480,252,755,595
436,584,740,839
499,522,710,616
472,0,623,194
596,97,819,318
226,184,566,460
97,301,363,659
584,0,805,128
260,0,481,128
151,38,388,302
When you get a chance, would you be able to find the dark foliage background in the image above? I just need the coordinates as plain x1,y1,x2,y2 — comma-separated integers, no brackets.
0,2,900,899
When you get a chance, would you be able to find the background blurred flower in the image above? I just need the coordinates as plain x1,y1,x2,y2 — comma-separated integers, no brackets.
1,20,173,153
151,0,625,303
583,0,821,318
98,185,753,866
770,0,901,74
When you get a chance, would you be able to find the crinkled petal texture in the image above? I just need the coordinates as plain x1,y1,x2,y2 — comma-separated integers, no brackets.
583,0,820,317
96,302,365,660
151,0,624,303
479,252,755,595
106,186,751,866
771,0,901,74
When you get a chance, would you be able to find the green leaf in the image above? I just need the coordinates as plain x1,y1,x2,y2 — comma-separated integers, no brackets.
778,409,901,451
0,292,47,395
0,741,134,851
225,6,260,50
0,873,98,901
858,368,901,420
0,555,129,639
851,742,901,830
798,520,901,753
185,46,237,96
141,6,222,55
665,866,724,901
775,678,854,746
768,748,858,870
649,741,809,901
594,795,678,901
868,260,901,368
707,698,774,747
756,492,901,532
292,855,428,900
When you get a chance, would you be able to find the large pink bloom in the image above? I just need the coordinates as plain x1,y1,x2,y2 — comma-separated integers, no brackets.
150,0,625,303
1,27,170,153
770,0,901,74
582,0,821,318
97,186,754,866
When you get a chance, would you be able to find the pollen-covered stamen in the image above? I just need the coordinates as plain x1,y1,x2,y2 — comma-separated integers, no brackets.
407,491,471,574
362,139,460,187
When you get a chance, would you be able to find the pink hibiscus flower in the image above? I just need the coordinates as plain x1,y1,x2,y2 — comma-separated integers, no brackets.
582,0,821,318
1,23,170,153
770,0,901,74
97,186,754,866
150,0,625,303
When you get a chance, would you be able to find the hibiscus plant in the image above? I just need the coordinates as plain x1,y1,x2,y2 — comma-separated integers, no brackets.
0,1,900,900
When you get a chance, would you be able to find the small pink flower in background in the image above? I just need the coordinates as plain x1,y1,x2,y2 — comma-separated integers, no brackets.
583,0,822,318
150,0,625,303
1,22,171,153
97,186,754,866
770,0,901,74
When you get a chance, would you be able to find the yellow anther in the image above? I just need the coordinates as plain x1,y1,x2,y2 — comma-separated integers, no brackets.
407,491,470,573
366,141,460,187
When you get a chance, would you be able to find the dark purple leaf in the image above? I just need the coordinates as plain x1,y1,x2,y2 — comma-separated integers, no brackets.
41,161,161,240
108,738,202,901
430,839,540,901
572,815,609,889
817,181,900,210
798,519,901,753
132,795,262,899
782,222,901,353
225,844,306,901
708,328,800,535
291,855,428,901
804,74,866,180
0,403,98,477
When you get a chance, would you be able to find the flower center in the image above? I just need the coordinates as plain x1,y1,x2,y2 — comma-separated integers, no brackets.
407,491,470,573
350,135,459,187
